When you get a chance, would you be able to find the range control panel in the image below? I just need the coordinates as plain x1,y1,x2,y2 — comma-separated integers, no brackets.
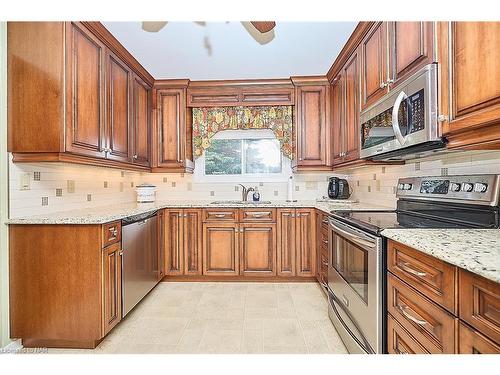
396,175,500,206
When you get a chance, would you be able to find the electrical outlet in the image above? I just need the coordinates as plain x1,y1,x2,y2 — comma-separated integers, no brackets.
20,173,30,190
104,181,108,188
33,171,41,181
41,197,48,206
163,177,168,183
67,180,75,193
87,194,92,202
55,188,63,197
119,182,124,192
210,191,215,196
171,181,176,187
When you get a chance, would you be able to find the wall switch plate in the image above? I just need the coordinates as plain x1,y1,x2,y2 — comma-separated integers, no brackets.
33,171,41,181
87,194,92,202
20,173,30,190
103,181,108,188
55,188,63,197
119,182,124,192
41,197,48,206
67,180,75,193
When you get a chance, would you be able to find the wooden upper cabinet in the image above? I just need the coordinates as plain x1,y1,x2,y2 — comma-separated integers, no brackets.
202,223,239,276
331,74,344,165
132,74,151,166
155,87,189,171
293,79,330,170
343,50,361,163
106,51,133,163
361,22,388,110
65,22,106,159
388,22,435,87
240,223,277,277
439,22,500,148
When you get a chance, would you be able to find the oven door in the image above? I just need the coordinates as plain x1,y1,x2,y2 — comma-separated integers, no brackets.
327,217,383,353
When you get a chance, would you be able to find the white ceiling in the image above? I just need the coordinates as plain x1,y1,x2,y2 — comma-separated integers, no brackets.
102,22,357,80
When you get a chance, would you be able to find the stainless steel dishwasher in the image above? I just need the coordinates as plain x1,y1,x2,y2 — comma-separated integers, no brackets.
121,210,159,317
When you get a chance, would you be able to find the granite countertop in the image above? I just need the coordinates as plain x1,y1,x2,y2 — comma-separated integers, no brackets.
382,228,500,283
7,199,391,225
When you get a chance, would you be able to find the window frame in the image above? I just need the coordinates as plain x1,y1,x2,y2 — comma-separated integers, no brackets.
193,129,292,183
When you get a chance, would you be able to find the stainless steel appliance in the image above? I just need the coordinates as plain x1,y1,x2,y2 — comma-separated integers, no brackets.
359,64,446,160
121,210,159,317
327,174,500,354
328,177,351,199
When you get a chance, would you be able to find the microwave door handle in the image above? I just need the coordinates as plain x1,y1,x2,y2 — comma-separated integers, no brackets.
329,220,376,249
392,90,408,146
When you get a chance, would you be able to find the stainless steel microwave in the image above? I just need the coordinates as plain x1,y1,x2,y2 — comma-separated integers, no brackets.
359,64,446,160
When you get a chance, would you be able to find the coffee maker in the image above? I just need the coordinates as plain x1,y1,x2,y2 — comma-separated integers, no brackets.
328,177,350,199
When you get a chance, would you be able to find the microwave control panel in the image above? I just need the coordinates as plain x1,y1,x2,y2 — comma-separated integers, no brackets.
408,89,425,133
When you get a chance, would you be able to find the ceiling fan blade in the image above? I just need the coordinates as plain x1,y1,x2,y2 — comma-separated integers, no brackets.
249,21,276,33
241,22,275,45
141,21,168,33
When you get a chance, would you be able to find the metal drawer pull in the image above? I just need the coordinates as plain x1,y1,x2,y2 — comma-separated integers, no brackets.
399,262,427,277
399,305,427,326
109,227,117,238
249,212,270,218
322,240,328,244
322,261,328,266
213,213,230,218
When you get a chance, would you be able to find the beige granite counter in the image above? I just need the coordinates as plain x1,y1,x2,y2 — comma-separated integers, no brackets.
382,228,500,284
7,199,391,225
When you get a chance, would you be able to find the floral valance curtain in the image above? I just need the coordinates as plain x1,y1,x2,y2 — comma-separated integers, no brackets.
192,106,294,159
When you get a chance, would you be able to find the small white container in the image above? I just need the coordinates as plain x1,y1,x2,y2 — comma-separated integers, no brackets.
136,184,156,203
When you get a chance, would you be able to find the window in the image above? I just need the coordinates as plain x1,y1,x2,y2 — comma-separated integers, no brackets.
194,129,291,182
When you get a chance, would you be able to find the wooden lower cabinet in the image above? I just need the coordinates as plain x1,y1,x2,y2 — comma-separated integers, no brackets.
387,240,500,355
459,323,500,354
277,208,316,277
163,208,202,276
240,223,277,276
202,222,239,276
102,242,122,334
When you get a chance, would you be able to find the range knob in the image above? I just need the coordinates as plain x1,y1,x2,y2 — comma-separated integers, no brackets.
397,183,405,190
474,183,488,193
403,183,413,190
450,182,461,192
462,182,474,192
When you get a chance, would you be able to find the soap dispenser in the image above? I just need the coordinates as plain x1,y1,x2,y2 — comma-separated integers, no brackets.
252,187,260,202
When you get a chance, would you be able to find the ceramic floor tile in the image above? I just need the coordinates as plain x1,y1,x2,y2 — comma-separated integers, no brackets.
41,281,347,354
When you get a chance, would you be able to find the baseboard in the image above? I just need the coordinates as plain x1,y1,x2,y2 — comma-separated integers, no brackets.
161,275,318,282
1,339,22,353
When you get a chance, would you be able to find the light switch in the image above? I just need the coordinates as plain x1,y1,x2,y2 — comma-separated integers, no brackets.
20,173,30,190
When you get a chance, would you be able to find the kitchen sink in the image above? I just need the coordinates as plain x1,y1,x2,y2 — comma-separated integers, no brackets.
210,200,272,205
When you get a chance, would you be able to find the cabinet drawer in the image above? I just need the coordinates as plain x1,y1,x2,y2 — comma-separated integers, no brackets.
387,273,456,353
387,313,429,354
240,208,276,222
459,322,500,354
388,240,457,313
459,269,500,344
203,209,238,222
102,221,121,247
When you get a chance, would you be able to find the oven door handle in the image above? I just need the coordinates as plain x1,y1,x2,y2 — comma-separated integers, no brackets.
329,220,377,250
392,90,408,146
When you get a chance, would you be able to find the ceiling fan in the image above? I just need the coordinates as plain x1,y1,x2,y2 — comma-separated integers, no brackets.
141,21,276,45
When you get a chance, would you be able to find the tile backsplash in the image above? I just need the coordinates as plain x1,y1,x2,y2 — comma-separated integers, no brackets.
345,150,500,208
8,150,500,218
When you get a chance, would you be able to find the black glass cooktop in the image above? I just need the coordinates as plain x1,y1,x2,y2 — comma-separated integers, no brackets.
330,199,499,235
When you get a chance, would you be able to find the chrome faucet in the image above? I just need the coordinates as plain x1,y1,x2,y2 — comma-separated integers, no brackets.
238,184,255,201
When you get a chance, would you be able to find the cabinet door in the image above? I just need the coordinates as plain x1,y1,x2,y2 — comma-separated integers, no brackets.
106,52,132,163
459,322,500,354
240,223,276,277
343,49,361,162
361,22,388,110
389,22,434,87
163,209,184,275
132,74,151,166
295,85,329,167
331,74,345,165
102,243,122,335
157,88,186,169
277,209,296,276
295,209,316,277
157,210,165,280
202,223,239,276
65,22,106,158
183,209,203,275
440,22,500,144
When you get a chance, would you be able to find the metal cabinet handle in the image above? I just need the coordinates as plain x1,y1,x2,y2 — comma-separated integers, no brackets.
109,227,117,238
321,261,328,266
133,154,138,159
386,78,394,85
398,305,427,326
119,250,124,256
380,82,388,89
214,214,228,218
392,90,408,146
398,262,427,277
249,212,270,218
322,240,328,244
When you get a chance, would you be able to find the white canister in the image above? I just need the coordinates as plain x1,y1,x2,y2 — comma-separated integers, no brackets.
136,184,156,203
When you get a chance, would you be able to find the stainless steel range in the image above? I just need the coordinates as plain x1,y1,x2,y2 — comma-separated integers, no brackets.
327,174,500,354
